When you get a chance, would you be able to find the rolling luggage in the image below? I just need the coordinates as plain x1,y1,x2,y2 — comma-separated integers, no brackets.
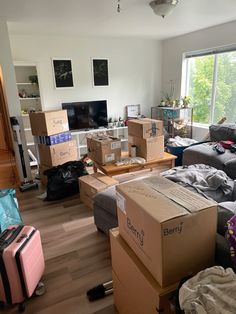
0,225,45,312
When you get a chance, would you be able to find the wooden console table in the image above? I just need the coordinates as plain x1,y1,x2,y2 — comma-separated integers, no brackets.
93,152,176,177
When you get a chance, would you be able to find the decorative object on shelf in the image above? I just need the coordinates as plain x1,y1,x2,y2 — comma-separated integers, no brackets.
19,89,28,98
182,96,191,108
113,117,118,127
125,104,141,119
108,117,113,128
149,0,179,18
52,58,74,88
161,79,176,107
159,99,165,107
28,75,38,84
92,58,109,86
118,117,125,127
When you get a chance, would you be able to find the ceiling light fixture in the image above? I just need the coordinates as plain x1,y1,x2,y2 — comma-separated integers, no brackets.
117,0,121,13
149,0,179,18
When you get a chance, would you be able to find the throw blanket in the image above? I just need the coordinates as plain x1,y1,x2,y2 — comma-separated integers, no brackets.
161,164,236,203
179,266,236,314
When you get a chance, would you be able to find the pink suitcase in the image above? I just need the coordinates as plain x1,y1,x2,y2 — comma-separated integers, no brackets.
0,225,45,312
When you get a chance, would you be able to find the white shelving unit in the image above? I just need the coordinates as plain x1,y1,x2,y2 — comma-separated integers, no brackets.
71,126,128,159
15,63,42,167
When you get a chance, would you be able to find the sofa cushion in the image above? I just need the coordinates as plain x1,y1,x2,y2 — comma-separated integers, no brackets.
210,123,236,142
183,143,236,179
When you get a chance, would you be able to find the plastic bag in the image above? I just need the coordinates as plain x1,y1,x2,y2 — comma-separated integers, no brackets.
44,160,88,201
0,189,23,232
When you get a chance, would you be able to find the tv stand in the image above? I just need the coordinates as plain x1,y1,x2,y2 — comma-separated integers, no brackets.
71,126,128,159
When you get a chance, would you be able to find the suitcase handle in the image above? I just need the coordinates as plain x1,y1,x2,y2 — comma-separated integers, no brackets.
0,225,23,246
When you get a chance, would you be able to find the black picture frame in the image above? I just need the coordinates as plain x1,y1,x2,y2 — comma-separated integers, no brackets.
52,59,74,88
92,59,109,86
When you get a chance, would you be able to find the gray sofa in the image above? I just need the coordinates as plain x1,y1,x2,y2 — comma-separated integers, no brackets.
183,124,236,179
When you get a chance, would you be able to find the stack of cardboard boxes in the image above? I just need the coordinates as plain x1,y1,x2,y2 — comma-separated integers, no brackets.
29,110,77,185
87,134,121,165
110,176,218,313
128,118,164,161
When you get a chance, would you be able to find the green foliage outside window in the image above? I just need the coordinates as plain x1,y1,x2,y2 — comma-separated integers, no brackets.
187,51,236,124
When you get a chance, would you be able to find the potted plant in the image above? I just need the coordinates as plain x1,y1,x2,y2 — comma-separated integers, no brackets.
182,96,191,108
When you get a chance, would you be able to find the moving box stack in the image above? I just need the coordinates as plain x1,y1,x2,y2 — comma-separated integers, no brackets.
110,176,218,313
128,118,164,161
86,134,121,165
29,110,77,185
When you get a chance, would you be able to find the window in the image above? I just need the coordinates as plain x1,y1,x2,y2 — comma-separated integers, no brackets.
183,47,236,125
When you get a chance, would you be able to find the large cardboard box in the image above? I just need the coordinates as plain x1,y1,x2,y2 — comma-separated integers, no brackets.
128,118,163,139
87,135,121,165
129,135,164,161
116,176,217,287
38,140,77,167
29,110,69,136
110,228,178,314
79,173,118,209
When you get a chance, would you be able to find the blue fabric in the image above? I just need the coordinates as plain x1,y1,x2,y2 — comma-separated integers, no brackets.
0,189,23,232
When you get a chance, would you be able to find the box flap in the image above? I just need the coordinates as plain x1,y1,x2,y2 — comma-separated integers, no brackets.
116,176,216,223
144,176,216,213
117,179,187,223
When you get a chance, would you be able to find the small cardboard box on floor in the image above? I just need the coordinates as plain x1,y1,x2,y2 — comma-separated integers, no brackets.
128,118,163,139
38,140,77,167
87,135,121,165
29,110,69,136
110,228,178,314
129,135,164,161
116,176,217,287
79,173,118,209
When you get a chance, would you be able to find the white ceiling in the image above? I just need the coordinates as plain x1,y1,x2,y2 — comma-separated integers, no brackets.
0,0,236,40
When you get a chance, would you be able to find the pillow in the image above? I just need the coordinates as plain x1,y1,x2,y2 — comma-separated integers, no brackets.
210,124,236,142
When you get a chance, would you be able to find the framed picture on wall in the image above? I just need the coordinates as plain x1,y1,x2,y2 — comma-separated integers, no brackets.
52,58,74,88
92,58,109,86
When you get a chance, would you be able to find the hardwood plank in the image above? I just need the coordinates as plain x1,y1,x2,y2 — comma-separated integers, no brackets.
3,188,115,314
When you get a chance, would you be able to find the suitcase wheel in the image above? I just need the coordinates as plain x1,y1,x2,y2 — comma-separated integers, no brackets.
18,302,25,313
35,282,45,296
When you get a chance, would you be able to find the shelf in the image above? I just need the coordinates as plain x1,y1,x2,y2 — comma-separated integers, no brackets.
71,126,128,136
79,145,87,149
30,161,38,167
27,142,35,146
19,97,40,100
24,128,31,131
17,82,38,86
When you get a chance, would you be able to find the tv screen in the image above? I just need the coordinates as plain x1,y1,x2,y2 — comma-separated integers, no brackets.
62,100,108,130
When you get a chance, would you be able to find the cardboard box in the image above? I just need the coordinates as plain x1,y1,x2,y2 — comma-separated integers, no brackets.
116,176,217,287
38,140,77,167
129,135,164,161
79,173,118,209
29,110,69,136
87,135,121,165
39,131,72,145
110,228,178,314
128,118,163,139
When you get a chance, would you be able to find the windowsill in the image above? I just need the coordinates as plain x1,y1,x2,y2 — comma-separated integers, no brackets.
192,122,209,129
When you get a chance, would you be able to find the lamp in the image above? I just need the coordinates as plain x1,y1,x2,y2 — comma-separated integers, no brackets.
149,0,179,18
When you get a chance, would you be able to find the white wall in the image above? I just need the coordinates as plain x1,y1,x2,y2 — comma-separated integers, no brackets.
10,34,162,119
0,20,32,181
162,20,236,140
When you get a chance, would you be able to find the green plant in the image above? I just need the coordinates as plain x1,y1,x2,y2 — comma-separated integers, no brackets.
182,96,191,105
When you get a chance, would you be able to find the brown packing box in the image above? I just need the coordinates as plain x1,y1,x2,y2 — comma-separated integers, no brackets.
129,135,164,161
79,173,118,209
87,135,121,165
128,118,163,139
38,140,77,167
110,229,178,314
116,176,217,287
29,110,69,136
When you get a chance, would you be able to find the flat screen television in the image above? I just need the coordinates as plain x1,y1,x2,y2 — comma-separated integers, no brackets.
62,100,108,130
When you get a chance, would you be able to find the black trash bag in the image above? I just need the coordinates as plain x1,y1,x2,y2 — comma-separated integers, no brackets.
44,160,88,201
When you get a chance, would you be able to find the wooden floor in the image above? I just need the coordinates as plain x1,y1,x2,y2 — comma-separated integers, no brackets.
5,186,116,314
